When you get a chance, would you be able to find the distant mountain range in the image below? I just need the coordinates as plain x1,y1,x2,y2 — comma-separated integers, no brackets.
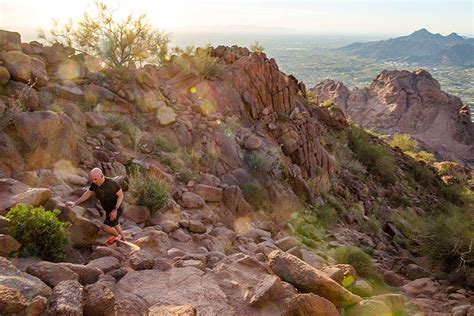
339,28,474,67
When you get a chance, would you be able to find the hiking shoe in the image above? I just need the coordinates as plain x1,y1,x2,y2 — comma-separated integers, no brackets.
106,236,120,245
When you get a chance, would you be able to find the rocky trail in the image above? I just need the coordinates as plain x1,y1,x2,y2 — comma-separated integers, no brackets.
0,29,473,315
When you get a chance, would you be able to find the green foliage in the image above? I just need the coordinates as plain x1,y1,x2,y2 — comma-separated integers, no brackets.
151,135,178,153
408,150,435,163
244,152,274,175
240,182,269,211
404,157,437,188
156,150,201,183
315,204,340,227
250,41,265,54
191,47,222,80
390,133,418,152
129,168,170,213
439,184,474,206
40,0,170,68
6,204,70,262
287,210,327,247
348,125,398,184
420,207,473,274
106,114,142,149
320,100,338,110
332,245,375,277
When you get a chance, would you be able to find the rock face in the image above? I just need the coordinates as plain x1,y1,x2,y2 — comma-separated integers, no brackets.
0,257,52,301
285,293,339,316
115,267,233,314
313,69,474,167
268,250,361,308
47,280,84,316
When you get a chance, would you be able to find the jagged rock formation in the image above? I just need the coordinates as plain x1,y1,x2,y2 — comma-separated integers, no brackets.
0,29,473,315
313,69,474,168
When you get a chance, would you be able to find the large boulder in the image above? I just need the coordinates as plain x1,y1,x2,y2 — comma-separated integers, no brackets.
0,284,27,314
0,234,21,257
56,263,102,285
86,256,120,273
115,267,233,315
47,280,84,316
181,192,205,209
285,293,339,316
194,184,223,202
83,283,115,316
268,250,361,308
123,203,151,223
14,111,80,169
0,187,52,215
0,257,52,301
26,261,79,288
345,299,392,316
0,133,25,177
0,30,21,51
129,249,155,271
1,50,49,86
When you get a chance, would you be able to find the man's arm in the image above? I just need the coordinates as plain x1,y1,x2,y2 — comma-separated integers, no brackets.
109,189,124,221
66,190,93,207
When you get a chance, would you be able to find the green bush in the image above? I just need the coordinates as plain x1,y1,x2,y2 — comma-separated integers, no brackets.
332,245,375,277
188,47,222,80
244,152,274,175
151,135,177,153
240,182,269,211
250,41,265,54
390,133,418,152
287,211,326,246
405,157,437,188
6,204,70,262
420,207,473,273
129,169,170,213
348,125,398,184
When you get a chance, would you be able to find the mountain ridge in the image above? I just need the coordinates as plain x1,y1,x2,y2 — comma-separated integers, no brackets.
339,28,474,67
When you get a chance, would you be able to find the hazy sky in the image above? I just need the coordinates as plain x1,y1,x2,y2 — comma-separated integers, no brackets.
1,0,473,41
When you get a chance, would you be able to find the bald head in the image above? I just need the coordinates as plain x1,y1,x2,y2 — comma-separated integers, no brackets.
90,168,103,177
90,168,105,185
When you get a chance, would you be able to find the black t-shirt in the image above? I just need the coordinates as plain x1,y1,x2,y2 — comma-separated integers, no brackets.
89,177,121,212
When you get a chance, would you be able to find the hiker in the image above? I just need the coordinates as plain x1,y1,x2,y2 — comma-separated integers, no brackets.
66,168,126,245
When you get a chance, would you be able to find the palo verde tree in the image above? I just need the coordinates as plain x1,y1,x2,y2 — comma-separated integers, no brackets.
39,1,170,68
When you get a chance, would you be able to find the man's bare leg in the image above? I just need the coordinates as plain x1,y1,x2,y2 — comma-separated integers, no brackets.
114,224,126,240
102,224,119,237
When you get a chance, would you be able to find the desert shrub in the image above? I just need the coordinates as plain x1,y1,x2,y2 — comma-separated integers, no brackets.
240,182,269,211
244,152,274,175
6,204,70,262
409,150,435,163
151,135,177,153
129,168,169,213
390,133,418,152
315,204,340,227
404,157,437,188
332,245,375,277
192,47,222,80
40,0,170,68
439,184,474,206
348,125,397,184
250,41,265,54
106,114,142,148
287,210,326,247
420,207,473,273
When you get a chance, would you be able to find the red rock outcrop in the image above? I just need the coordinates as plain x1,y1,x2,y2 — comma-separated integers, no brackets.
313,69,474,168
